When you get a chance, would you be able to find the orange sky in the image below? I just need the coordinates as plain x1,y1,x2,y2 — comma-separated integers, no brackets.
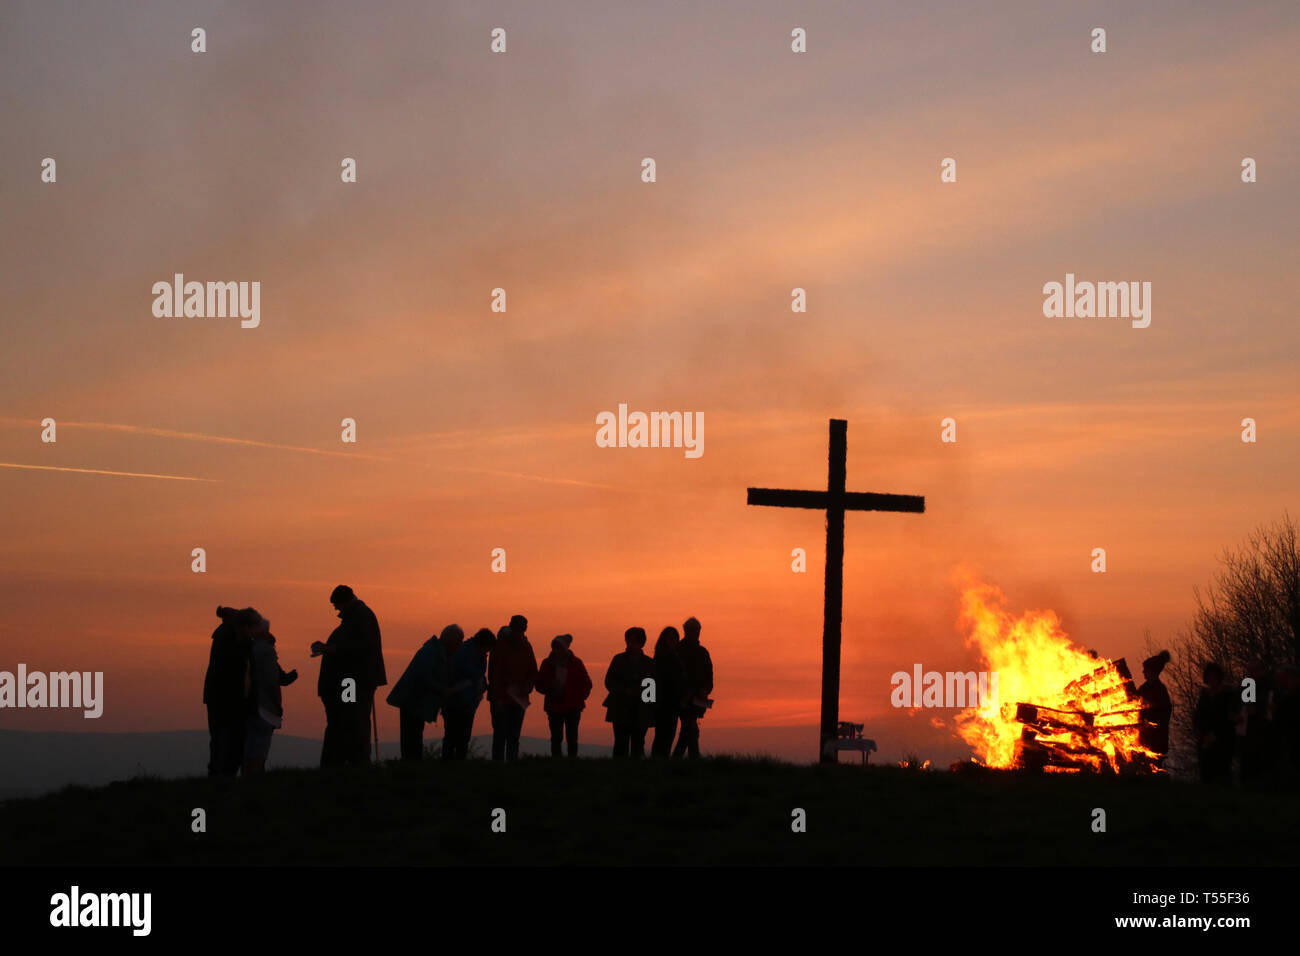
1,1,1297,764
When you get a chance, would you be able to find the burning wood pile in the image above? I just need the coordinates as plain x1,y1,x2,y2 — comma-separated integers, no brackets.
1012,657,1161,774
954,582,1163,775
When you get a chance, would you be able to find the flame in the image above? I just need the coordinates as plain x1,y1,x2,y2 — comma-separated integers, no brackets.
953,582,1161,773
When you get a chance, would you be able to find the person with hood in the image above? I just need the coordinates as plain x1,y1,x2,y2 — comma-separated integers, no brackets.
487,614,538,761
672,616,713,759
244,611,298,775
1136,650,1172,763
604,627,656,758
312,585,387,767
535,634,593,757
651,626,685,758
387,624,461,760
442,628,496,760
204,605,252,777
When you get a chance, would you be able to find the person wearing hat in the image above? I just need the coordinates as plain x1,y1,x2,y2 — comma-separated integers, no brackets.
1136,650,1172,762
311,585,387,767
535,634,593,757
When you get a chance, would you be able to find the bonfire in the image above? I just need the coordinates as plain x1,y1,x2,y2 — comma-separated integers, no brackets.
954,583,1162,774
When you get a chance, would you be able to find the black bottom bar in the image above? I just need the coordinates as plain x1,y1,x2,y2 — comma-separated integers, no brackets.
2,865,1279,942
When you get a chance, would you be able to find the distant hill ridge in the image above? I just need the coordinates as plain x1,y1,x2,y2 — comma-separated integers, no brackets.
0,729,552,799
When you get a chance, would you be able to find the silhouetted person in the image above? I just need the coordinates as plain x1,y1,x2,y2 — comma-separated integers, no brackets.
604,627,655,758
442,628,495,760
487,614,538,761
651,626,684,758
1273,664,1300,774
535,634,593,757
1238,658,1274,782
203,606,251,777
387,624,461,760
672,616,713,759
1136,650,1172,763
244,613,297,775
440,623,465,660
312,585,387,767
1194,662,1238,783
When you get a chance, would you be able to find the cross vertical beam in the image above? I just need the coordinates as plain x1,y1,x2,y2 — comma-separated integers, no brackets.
822,419,847,765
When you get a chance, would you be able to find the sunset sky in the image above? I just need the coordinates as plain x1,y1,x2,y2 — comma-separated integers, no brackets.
2,0,1297,765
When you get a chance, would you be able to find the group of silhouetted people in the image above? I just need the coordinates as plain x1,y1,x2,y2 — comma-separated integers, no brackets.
203,586,714,774
1134,648,1300,783
386,614,714,761
1192,658,1300,784
602,621,714,758
203,585,387,775
205,593,1300,785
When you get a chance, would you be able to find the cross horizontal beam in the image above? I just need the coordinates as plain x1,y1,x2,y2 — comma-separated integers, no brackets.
746,488,925,513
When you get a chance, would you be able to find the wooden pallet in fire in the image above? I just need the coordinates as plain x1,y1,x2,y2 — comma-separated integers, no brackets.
1011,657,1160,774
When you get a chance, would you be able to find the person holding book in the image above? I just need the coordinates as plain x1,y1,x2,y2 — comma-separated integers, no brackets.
442,628,495,760
672,616,713,759
486,614,538,761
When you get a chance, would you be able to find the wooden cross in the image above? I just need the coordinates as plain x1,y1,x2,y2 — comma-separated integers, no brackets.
747,419,924,764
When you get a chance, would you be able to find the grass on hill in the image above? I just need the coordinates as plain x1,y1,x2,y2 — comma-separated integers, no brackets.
2,755,1296,866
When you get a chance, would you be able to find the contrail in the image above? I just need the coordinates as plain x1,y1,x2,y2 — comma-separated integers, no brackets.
1,418,644,494
0,462,217,482
455,466,621,491
0,417,623,492
27,420,398,462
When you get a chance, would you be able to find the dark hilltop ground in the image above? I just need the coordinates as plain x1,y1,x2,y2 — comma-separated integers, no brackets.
2,756,1296,866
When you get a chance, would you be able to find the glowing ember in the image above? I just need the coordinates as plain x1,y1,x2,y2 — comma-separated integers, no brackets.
954,582,1161,773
